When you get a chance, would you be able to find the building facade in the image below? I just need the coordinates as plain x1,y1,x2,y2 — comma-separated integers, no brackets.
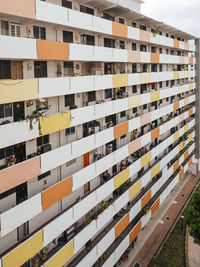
0,0,197,266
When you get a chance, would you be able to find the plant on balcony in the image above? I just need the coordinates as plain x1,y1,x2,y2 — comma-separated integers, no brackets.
126,114,133,120
135,113,140,118
152,29,159,37
57,63,62,77
142,205,150,215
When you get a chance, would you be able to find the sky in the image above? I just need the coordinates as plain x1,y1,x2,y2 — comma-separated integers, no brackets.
141,0,200,39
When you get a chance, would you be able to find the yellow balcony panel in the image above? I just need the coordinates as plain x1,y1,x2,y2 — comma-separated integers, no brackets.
151,91,160,102
188,133,193,142
113,74,128,88
151,163,160,179
174,131,179,142
174,71,179,80
179,141,184,152
2,231,43,267
140,73,151,84
129,180,141,200
189,83,193,90
179,85,184,94
114,168,129,189
141,152,151,168
128,95,141,109
40,111,71,136
184,124,189,133
0,79,38,104
44,240,74,267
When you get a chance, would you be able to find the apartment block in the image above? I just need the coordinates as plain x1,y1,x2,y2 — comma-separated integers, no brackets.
0,0,198,266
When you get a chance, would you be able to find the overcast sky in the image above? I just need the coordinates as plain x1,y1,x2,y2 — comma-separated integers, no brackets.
141,0,200,39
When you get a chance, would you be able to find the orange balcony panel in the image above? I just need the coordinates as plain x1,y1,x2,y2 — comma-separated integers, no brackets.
189,158,192,168
37,40,69,61
115,213,129,239
42,176,72,210
0,0,35,19
140,112,151,127
141,190,151,208
151,127,160,141
112,21,127,38
0,157,40,194
114,121,128,139
184,151,189,161
189,108,193,117
184,42,189,50
129,138,141,155
151,53,160,63
173,101,180,111
151,199,160,216
140,30,151,42
173,160,179,172
128,50,140,63
174,39,180,49
189,57,193,64
129,221,141,244
83,152,90,168
179,169,184,180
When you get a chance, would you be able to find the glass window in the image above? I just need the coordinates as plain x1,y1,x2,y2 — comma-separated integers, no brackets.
65,126,75,136
63,30,73,43
34,61,47,78
62,0,72,8
119,18,125,24
88,91,96,102
65,94,75,107
105,89,112,99
132,22,136,28
132,85,137,93
0,103,12,118
132,43,136,51
120,111,126,118
38,171,51,181
140,25,146,31
37,135,49,147
1,20,9,36
33,26,46,40
80,5,94,15
0,60,11,79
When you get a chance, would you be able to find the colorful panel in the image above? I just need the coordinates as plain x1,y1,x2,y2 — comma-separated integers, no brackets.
140,30,151,42
129,180,141,200
174,39,180,49
173,101,180,111
128,50,140,62
129,221,141,244
173,132,179,142
179,169,184,180
151,91,160,102
141,152,151,168
37,40,69,60
179,142,184,151
151,163,160,179
112,21,127,38
151,53,160,63
114,121,128,139
151,199,160,216
114,168,129,189
128,95,141,109
184,150,189,161
173,160,179,172
189,57,193,64
174,71,179,80
39,111,71,136
151,127,160,141
113,74,128,88
140,112,151,127
129,138,141,155
189,83,193,90
141,190,151,208
140,73,151,84
184,124,189,133
115,214,129,239
83,152,90,167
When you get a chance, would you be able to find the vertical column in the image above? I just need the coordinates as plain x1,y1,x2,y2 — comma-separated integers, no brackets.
195,39,200,170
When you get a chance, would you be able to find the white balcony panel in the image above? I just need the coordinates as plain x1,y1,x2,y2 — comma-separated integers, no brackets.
69,43,94,61
115,236,129,263
150,72,159,83
128,73,140,85
71,105,95,126
140,52,150,63
96,179,114,203
72,135,95,158
68,8,93,31
113,98,128,113
102,252,115,267
129,159,141,177
95,128,113,148
41,143,72,173
128,117,140,132
151,179,161,197
189,44,196,52
94,46,113,62
94,74,113,91
39,77,70,98
74,220,97,253
160,187,168,205
0,194,42,237
141,171,151,188
151,34,164,46
141,132,151,147
141,211,151,228
129,200,141,221
114,191,129,214
96,205,115,231
94,101,114,119
70,76,94,93
95,154,114,177
141,93,151,105
43,208,73,246
93,16,112,35
127,26,140,40
73,163,96,191
0,35,37,59
76,247,97,267
112,48,128,62
0,120,39,149
113,145,129,165
97,229,115,257
36,0,69,25
73,191,96,221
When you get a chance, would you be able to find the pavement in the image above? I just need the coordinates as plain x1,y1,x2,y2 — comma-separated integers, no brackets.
119,170,200,267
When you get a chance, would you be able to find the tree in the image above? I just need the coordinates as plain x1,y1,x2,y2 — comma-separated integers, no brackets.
186,188,200,245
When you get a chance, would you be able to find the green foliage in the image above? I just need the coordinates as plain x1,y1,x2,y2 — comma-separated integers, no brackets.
186,188,200,245
142,205,150,215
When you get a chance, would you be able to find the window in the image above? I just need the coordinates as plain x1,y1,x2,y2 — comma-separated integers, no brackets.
63,30,73,43
132,85,137,93
141,84,147,93
140,45,147,52
38,171,51,181
65,94,75,107
166,33,169,37
119,18,125,24
171,35,175,39
66,159,76,167
81,34,95,46
140,25,146,31
166,49,169,54
88,91,96,102
104,38,115,48
159,81,162,88
166,97,169,102
159,31,162,35
1,20,9,35
0,60,11,79
159,48,162,54
143,104,147,110
10,23,21,37
119,40,125,49
166,81,169,86
0,103,12,118
33,26,46,40
133,107,137,113
132,43,136,51
120,111,126,118
151,46,156,53
62,0,72,8
80,5,94,15
160,64,162,72
151,64,157,72
64,61,74,76
103,13,114,21
105,89,112,99
37,135,49,147
34,61,47,78
132,22,136,28
65,126,75,136
36,98,48,111
132,63,137,73
0,146,14,160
